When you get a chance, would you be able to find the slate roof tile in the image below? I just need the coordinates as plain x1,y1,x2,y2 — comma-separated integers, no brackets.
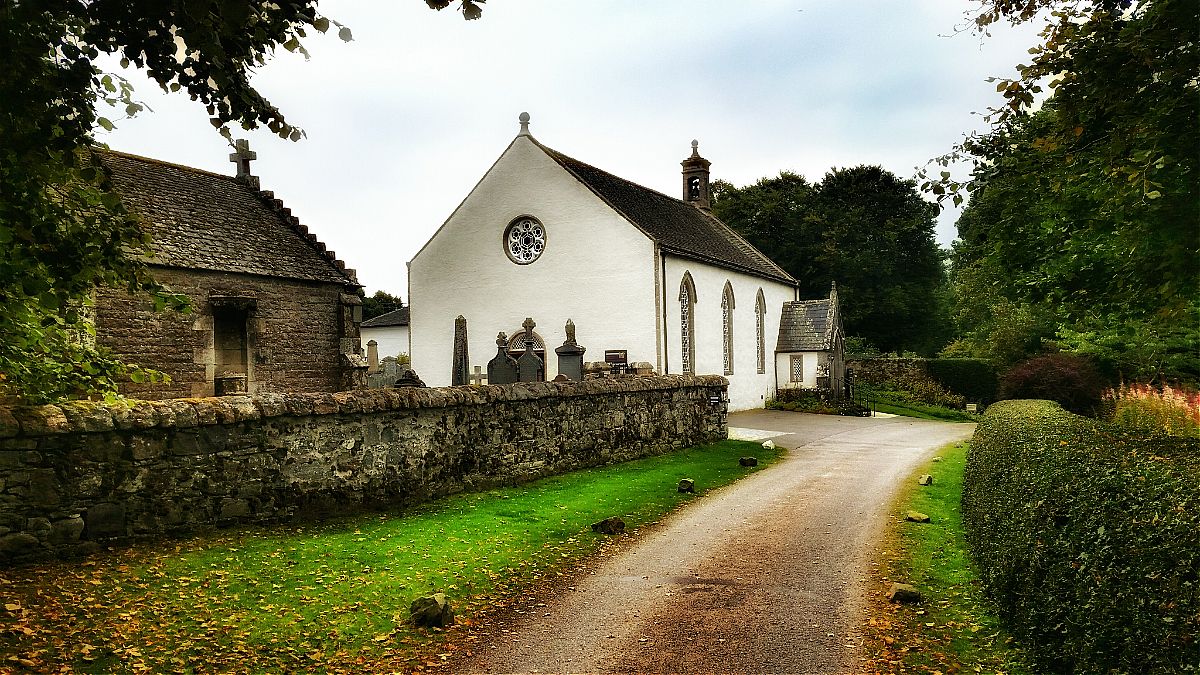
536,142,796,286
99,149,357,286
361,307,410,328
777,292,840,352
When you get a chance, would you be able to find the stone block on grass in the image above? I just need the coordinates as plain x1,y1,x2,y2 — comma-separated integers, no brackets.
887,582,922,604
677,478,695,493
591,516,625,535
410,593,455,628
905,511,931,523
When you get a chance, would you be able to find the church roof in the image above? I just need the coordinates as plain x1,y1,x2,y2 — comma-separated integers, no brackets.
361,307,410,328
99,149,359,286
536,143,796,286
776,287,841,352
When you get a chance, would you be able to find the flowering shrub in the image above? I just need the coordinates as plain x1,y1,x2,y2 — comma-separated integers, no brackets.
1104,381,1200,438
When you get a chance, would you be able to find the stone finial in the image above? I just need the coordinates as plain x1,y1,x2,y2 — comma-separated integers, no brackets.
229,139,257,178
690,139,700,157
518,112,531,136
496,331,509,348
565,318,576,346
522,317,536,349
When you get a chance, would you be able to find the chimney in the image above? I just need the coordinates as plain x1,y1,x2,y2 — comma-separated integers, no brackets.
681,140,712,210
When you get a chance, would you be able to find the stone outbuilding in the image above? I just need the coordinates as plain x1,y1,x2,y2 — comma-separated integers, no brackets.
775,281,846,395
93,146,367,399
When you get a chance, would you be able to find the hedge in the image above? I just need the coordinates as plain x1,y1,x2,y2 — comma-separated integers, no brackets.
961,400,1199,673
925,358,998,404
848,358,997,403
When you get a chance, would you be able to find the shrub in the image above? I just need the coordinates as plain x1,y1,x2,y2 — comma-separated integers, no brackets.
961,400,1200,674
925,358,997,404
894,374,965,410
1104,381,1200,438
999,353,1104,415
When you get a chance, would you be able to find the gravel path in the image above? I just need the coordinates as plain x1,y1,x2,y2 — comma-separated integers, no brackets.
451,411,974,674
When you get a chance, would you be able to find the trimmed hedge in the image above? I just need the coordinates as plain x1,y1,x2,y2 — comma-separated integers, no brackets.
849,358,997,403
962,400,1199,674
925,358,998,404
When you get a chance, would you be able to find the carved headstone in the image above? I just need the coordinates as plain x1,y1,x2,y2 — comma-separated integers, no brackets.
554,318,586,381
452,315,469,386
393,365,426,388
518,317,544,382
367,339,380,373
487,332,519,385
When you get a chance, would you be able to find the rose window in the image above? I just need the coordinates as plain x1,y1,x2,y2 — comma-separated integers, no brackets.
505,218,546,264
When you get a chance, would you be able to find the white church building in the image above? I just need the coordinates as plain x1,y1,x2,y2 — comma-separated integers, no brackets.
408,114,800,411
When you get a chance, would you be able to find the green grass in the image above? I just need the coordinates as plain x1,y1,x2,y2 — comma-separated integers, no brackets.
862,385,978,422
0,439,780,674
865,441,1033,674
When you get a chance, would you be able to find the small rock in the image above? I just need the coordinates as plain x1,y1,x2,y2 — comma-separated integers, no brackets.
409,592,455,628
591,516,625,535
761,440,775,450
917,474,933,486
906,511,931,523
887,582,922,604
739,457,758,467
677,479,695,493
931,456,943,462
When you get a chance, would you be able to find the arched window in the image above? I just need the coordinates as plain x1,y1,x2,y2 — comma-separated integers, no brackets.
721,281,735,376
679,272,697,375
755,289,766,374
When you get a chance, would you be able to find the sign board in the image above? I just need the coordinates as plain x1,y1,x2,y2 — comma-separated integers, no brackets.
708,394,722,406
604,350,628,364
966,403,978,412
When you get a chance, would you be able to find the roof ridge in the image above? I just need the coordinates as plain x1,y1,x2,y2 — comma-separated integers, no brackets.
95,147,234,181
540,146,685,205
534,140,795,286
99,148,359,287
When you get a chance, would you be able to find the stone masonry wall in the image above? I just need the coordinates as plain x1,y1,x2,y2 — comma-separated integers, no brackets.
846,358,928,385
0,375,727,565
94,267,358,400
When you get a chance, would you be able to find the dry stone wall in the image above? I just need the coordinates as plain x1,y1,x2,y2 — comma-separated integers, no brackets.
0,376,727,564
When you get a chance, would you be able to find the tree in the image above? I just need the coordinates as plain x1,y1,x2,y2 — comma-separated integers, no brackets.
931,0,1198,383
360,290,403,321
713,166,951,356
0,0,481,403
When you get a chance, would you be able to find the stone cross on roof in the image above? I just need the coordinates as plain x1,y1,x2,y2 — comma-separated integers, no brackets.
229,139,257,178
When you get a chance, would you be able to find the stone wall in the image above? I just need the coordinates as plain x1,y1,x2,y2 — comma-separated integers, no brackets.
846,358,927,385
94,267,360,400
0,375,727,564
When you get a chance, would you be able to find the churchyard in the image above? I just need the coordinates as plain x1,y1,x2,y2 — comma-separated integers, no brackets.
0,439,780,674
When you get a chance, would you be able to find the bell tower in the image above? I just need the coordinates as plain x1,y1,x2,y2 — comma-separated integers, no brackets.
681,139,712,211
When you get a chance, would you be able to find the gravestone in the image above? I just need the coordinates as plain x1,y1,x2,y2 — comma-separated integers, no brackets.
452,315,469,386
468,365,487,385
517,317,544,382
487,332,519,385
554,318,586,381
367,339,380,373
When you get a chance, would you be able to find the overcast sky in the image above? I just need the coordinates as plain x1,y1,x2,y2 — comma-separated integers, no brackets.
93,0,1044,298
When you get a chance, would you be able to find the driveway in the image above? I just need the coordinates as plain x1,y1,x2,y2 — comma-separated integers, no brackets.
451,410,974,674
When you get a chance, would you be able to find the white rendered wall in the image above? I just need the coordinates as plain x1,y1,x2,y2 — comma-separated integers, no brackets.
661,254,795,411
409,135,659,386
776,351,820,390
361,325,409,361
